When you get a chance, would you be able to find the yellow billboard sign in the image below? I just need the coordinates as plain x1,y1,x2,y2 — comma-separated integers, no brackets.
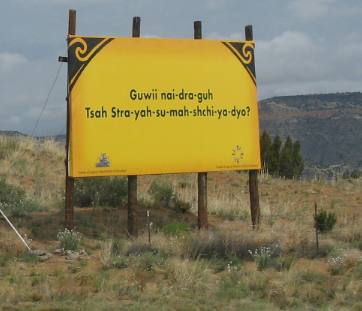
68,36,261,177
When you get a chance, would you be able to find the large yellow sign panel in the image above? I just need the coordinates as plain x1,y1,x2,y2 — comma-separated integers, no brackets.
68,36,261,177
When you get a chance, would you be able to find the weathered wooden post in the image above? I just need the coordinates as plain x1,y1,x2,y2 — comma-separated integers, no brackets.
65,9,76,229
127,16,141,237
194,21,208,230
245,25,261,228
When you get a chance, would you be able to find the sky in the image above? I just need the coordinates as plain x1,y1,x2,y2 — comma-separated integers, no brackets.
0,0,362,135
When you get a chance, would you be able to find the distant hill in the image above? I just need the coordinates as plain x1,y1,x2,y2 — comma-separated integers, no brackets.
259,92,362,173
0,130,26,137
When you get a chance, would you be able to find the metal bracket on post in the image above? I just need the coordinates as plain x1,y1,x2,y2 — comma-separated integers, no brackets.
58,56,68,63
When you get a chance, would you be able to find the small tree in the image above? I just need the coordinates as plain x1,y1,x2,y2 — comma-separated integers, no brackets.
279,136,294,179
260,131,272,170
259,132,304,179
314,203,337,252
292,140,304,178
315,210,337,233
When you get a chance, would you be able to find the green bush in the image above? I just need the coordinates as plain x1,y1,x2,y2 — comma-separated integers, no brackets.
112,256,128,269
148,181,191,213
217,274,249,300
0,179,41,217
74,177,127,207
248,246,273,270
148,181,174,207
126,242,154,256
135,251,166,272
162,223,189,236
275,255,296,271
314,210,337,233
57,228,81,251
343,169,361,179
350,169,361,179
184,231,279,262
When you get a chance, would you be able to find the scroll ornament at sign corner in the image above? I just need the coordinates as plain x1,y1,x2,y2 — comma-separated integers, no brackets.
222,41,256,85
68,36,114,92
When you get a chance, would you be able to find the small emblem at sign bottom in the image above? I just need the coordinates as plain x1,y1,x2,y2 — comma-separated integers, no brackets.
96,153,111,167
232,145,244,164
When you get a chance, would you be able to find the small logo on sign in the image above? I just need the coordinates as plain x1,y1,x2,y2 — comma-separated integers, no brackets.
96,153,110,167
232,145,244,164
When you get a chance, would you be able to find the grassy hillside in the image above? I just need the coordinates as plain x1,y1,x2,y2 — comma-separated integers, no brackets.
0,135,361,310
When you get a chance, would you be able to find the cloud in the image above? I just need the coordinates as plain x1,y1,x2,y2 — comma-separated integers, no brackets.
256,31,324,84
255,30,362,99
288,0,362,20
205,0,229,10
288,0,335,20
0,52,27,72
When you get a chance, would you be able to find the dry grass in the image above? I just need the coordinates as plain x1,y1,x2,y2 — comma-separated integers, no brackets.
0,136,361,310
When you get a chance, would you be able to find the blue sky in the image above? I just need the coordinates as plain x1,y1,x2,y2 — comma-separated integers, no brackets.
1,0,362,135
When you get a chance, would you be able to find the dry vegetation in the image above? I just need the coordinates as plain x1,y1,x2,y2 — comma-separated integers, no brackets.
0,135,361,310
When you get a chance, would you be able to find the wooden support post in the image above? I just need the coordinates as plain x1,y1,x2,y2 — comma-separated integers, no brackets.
245,25,260,228
127,16,141,237
194,21,208,230
249,170,260,227
65,9,76,229
128,175,137,236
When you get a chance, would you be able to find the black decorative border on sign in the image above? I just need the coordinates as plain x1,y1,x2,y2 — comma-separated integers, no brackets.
68,37,114,92
222,41,256,85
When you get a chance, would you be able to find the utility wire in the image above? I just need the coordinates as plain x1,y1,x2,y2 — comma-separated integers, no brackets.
30,62,63,137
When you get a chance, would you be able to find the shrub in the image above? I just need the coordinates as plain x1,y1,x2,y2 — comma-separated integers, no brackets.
148,181,191,213
100,239,128,269
0,179,41,217
149,181,174,207
315,210,337,233
275,255,296,271
0,178,25,205
210,205,249,221
135,251,166,272
57,228,81,251
217,273,249,300
173,198,192,213
350,169,361,179
111,239,125,256
327,256,345,275
112,256,128,269
356,261,362,278
162,223,189,236
183,231,279,262
126,242,154,256
168,259,209,292
74,177,127,207
343,169,361,179
248,246,273,270
99,239,113,268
